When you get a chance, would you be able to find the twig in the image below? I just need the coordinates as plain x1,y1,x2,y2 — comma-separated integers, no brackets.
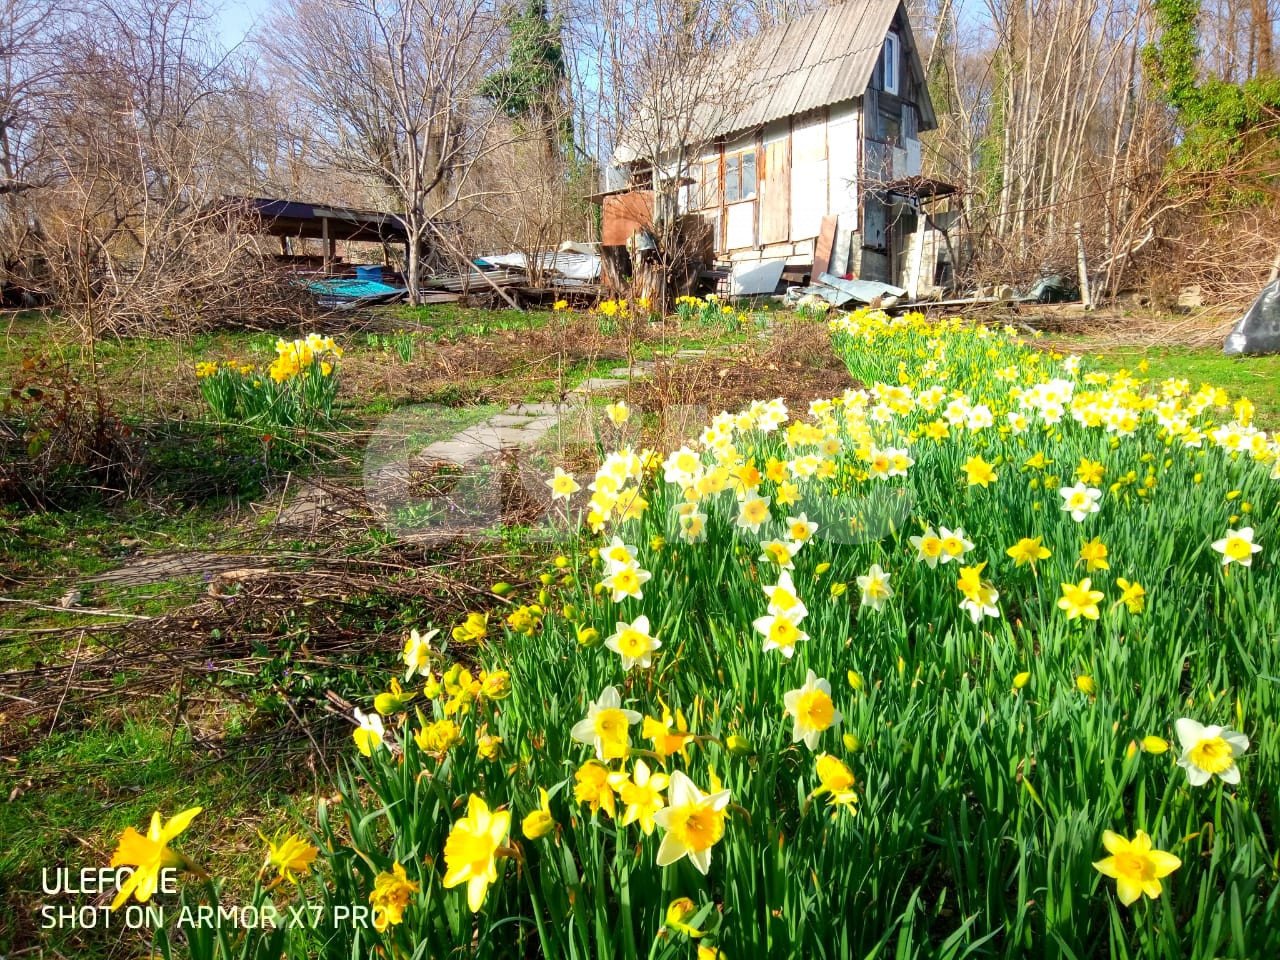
0,597,150,619
48,631,85,735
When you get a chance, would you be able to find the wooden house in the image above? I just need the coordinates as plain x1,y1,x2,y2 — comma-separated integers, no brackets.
604,0,953,296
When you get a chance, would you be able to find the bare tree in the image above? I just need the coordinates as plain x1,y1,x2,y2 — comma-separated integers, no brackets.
267,0,514,304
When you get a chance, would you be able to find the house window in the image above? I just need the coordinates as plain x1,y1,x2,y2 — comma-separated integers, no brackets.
882,32,900,96
724,148,757,204
696,159,720,209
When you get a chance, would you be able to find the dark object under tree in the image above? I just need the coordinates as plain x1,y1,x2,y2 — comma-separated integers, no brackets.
1223,280,1280,356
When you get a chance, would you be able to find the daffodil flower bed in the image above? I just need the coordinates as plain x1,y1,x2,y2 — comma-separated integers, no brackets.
194,334,342,429
133,312,1279,959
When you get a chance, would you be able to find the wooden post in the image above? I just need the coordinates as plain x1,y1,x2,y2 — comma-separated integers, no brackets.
907,207,928,299
1074,221,1093,310
321,217,331,274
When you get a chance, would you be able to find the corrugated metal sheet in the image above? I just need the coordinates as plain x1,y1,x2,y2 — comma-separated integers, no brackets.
693,0,900,142
617,0,936,159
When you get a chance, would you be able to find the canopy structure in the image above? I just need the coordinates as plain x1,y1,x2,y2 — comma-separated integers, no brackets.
220,195,410,274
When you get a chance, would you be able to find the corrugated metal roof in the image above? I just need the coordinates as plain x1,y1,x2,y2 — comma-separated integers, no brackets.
618,0,935,159
701,0,900,139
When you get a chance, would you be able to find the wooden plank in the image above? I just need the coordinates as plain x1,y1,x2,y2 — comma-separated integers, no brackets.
814,215,838,277
760,136,790,244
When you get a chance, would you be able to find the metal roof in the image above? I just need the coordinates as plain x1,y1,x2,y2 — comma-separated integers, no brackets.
220,196,410,243
618,0,935,159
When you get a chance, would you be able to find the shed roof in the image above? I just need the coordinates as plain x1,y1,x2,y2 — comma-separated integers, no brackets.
618,0,934,160
221,196,409,243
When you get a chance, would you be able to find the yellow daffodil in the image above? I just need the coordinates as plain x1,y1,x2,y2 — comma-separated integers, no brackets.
443,794,510,913
783,670,841,749
414,716,463,754
1058,579,1104,620
574,760,617,818
571,685,641,760
369,861,419,931
962,455,998,487
522,788,556,840
108,807,202,909
611,759,669,834
1114,577,1146,613
665,896,705,937
260,830,318,885
652,770,731,874
1092,830,1180,906
1007,535,1051,567
810,753,858,811
1078,538,1110,571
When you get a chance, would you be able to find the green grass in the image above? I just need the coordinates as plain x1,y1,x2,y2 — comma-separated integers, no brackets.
0,704,319,956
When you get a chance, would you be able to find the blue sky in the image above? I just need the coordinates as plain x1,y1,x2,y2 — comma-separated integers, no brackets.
215,0,270,48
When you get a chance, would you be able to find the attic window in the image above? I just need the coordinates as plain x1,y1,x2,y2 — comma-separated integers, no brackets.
882,32,900,96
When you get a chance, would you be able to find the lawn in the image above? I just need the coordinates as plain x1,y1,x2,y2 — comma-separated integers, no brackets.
3,305,1277,958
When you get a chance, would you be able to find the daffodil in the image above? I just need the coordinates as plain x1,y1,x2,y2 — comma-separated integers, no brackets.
643,703,694,762
570,685,641,760
785,513,818,542
108,807,202,909
652,770,731,874
353,708,385,756
401,627,437,680
574,760,617,818
442,794,510,912
414,716,463,754
937,526,974,563
610,759,669,834
374,677,416,715
810,753,858,811
604,614,661,670
783,670,841,749
369,862,419,931
522,788,556,839
855,563,893,612
1211,527,1262,567
909,527,945,567
1007,535,1051,567
665,896,705,937
736,494,772,533
260,830,318,885
762,570,808,620
1057,578,1104,620
1114,577,1146,613
962,455,997,487
1174,717,1249,786
1059,482,1101,522
752,609,809,657
1092,830,1180,906
602,562,651,602
605,400,631,425
547,467,581,501
1078,538,1110,571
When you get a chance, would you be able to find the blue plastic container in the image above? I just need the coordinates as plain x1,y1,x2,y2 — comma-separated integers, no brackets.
355,265,383,283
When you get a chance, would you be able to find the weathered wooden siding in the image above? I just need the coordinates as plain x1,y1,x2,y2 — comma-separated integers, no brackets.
790,110,828,241
759,120,790,245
